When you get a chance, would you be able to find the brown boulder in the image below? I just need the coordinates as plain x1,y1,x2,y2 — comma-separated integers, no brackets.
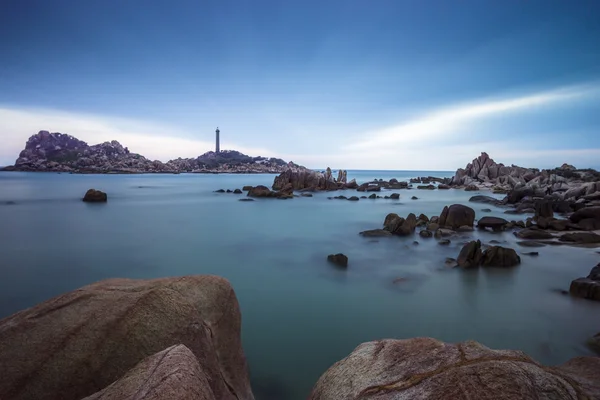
82,189,107,202
578,218,600,231
360,229,393,237
514,229,554,240
569,206,600,223
457,240,483,268
535,200,554,219
477,216,508,231
327,253,348,267
383,213,417,236
570,264,600,301
83,345,217,400
482,246,521,267
0,276,253,400
309,338,600,399
559,232,600,244
439,204,475,229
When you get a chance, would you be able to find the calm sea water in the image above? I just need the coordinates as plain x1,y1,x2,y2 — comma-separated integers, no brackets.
1,171,599,399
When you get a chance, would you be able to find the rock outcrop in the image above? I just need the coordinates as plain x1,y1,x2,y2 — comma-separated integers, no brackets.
383,213,417,236
457,240,483,268
82,188,107,202
481,246,521,267
83,345,218,400
0,276,253,400
570,264,600,301
272,168,344,191
477,216,508,231
247,185,293,199
438,204,475,229
309,337,600,399
3,130,300,174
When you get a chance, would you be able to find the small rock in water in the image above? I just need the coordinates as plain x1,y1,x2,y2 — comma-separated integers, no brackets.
438,239,451,245
233,189,242,194
360,196,367,199
300,193,313,197
419,230,433,238
238,198,255,202
327,253,348,268
411,196,418,200
390,193,400,199
368,193,377,199
517,241,546,248
481,208,492,212
82,189,107,203
445,258,458,268
359,229,393,237
3,201,16,205
242,185,253,191
347,196,359,201
215,189,225,193
522,252,539,256
226,189,233,193
413,241,419,246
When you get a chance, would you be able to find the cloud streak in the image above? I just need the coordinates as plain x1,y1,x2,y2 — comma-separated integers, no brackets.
343,82,600,151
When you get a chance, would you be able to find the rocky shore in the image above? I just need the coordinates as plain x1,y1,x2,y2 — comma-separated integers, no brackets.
1,130,303,174
0,276,598,400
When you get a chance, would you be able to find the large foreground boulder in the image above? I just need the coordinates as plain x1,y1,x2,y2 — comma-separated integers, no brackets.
570,264,600,301
83,345,217,400
438,204,475,229
0,276,253,400
383,213,417,236
457,240,482,268
309,337,600,399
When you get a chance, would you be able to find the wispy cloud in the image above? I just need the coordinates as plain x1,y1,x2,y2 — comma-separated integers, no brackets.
343,82,600,151
0,107,277,164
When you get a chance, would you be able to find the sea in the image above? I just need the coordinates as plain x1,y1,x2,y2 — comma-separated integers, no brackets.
0,170,599,399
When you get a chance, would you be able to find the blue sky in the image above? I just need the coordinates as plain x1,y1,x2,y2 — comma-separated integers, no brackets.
1,0,600,169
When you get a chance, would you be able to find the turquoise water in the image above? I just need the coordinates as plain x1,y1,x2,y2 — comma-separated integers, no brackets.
1,171,599,399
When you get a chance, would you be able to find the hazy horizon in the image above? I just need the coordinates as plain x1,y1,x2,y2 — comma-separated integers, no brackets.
1,1,600,170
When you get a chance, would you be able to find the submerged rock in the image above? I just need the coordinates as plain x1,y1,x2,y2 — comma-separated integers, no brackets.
514,229,554,240
359,229,392,237
559,232,600,244
82,189,107,202
0,276,253,400
327,253,348,268
308,337,600,399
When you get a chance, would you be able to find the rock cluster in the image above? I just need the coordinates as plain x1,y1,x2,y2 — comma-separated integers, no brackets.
456,241,521,268
3,131,301,174
272,167,351,191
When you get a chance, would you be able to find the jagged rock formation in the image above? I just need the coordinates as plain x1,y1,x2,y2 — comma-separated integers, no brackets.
272,167,351,191
2,131,300,173
309,337,600,399
0,275,253,400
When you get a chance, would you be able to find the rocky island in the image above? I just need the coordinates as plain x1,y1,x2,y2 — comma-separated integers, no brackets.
1,130,302,174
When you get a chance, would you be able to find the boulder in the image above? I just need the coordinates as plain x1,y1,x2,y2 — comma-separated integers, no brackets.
417,214,429,222
522,251,539,256
215,189,226,193
82,189,107,202
438,184,450,189
238,198,255,202
344,178,358,189
242,185,253,191
457,240,483,268
438,239,451,245
570,207,600,223
347,196,359,201
482,246,521,267
300,193,313,197
383,213,417,236
417,184,435,190
233,189,243,194
327,253,348,268
389,193,400,199
438,204,475,229
411,196,418,200
469,195,500,204
426,222,439,231
577,218,600,230
0,276,253,400
548,219,569,231
360,229,393,237
559,232,600,244
464,184,479,191
434,228,454,238
308,338,600,399
419,230,433,238
535,200,554,219
368,193,377,199
83,345,217,400
477,216,508,231
570,264,600,301
514,229,554,240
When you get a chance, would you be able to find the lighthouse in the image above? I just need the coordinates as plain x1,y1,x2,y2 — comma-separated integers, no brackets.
215,127,220,153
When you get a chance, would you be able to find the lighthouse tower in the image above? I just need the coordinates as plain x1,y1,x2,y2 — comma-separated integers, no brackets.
215,127,220,153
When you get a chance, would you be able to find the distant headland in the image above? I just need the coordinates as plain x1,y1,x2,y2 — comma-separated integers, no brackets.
1,130,304,174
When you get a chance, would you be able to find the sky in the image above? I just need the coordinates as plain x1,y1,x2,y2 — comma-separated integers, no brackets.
1,0,600,170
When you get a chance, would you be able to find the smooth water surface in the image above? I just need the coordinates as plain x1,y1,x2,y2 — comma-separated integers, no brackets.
1,171,599,399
